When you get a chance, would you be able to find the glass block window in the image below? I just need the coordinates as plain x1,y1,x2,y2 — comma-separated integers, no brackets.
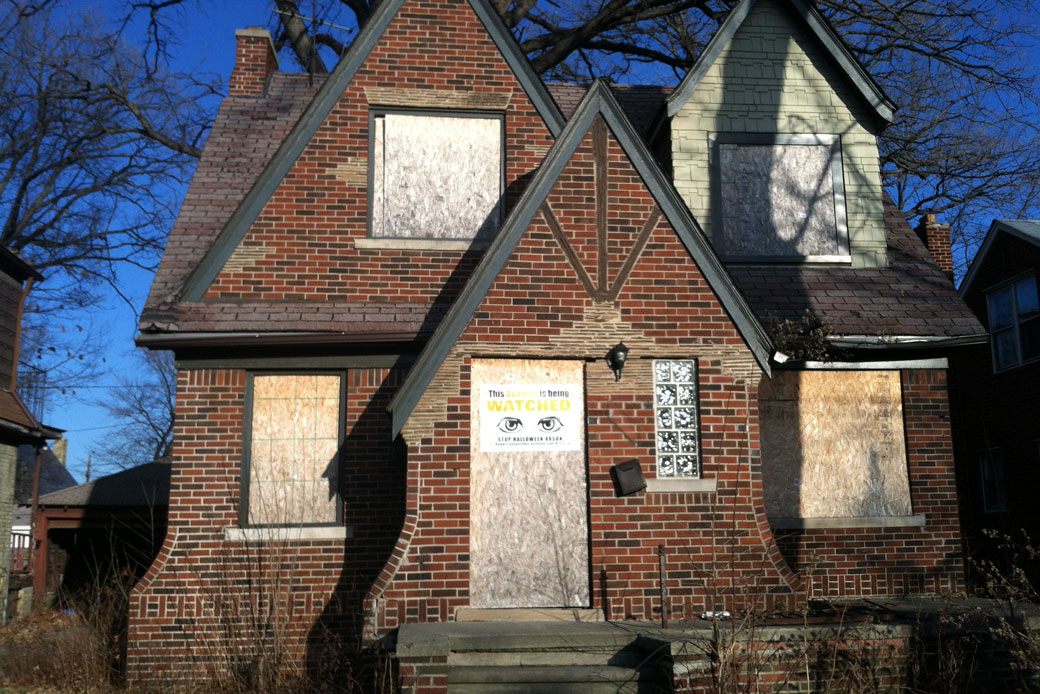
243,374,343,526
653,360,700,477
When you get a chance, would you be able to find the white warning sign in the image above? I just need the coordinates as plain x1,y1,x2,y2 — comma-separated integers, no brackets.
479,384,582,452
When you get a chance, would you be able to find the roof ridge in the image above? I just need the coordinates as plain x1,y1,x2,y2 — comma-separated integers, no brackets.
665,0,895,124
177,0,565,303
387,79,773,437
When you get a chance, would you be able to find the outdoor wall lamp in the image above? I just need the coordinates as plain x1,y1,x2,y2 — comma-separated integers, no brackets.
606,341,629,381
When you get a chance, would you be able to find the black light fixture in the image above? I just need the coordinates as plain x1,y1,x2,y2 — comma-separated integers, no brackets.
606,341,629,381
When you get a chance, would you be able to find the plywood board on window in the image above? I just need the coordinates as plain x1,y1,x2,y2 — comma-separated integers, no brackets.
371,114,501,240
760,370,910,520
470,359,588,608
248,374,340,525
719,143,838,257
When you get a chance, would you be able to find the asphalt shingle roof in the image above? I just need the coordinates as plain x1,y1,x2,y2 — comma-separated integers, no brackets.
140,71,980,342
730,196,982,337
38,461,170,508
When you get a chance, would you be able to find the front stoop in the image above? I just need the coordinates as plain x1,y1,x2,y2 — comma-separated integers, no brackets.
395,621,673,694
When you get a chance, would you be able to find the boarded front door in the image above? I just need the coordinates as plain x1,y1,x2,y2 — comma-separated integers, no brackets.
469,359,589,608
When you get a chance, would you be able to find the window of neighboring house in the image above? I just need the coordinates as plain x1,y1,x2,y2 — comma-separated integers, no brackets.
710,133,849,262
987,275,1040,371
979,449,1008,513
653,359,700,477
370,111,503,241
241,373,344,527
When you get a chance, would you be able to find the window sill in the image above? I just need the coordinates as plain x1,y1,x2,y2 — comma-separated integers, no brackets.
354,238,489,251
770,514,926,530
224,526,353,542
645,477,717,494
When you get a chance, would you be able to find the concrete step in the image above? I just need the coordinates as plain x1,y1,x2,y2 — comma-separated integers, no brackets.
449,682,661,694
449,647,647,667
397,621,675,694
447,665,669,694
449,664,657,683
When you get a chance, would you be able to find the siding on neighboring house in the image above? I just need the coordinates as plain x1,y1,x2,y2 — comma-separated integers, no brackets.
951,229,1040,549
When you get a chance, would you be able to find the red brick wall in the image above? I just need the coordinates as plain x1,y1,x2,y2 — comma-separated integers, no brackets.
228,30,277,97
126,367,403,684
364,119,802,635
205,0,555,305
774,369,965,597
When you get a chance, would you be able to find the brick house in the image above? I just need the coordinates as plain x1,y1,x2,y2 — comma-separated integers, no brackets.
128,0,982,687
950,220,1040,559
0,247,62,616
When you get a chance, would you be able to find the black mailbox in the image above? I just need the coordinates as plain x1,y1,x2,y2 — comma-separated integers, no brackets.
610,459,646,497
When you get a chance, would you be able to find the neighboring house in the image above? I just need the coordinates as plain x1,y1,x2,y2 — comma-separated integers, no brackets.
10,443,76,576
127,0,982,688
0,246,61,617
35,461,170,603
950,220,1040,560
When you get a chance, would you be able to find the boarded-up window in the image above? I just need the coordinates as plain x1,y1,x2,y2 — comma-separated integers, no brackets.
371,112,502,240
760,370,911,520
653,360,700,477
244,374,342,526
712,134,848,261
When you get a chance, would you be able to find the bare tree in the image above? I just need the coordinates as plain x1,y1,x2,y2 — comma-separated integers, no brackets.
0,0,218,395
255,0,1040,273
90,349,175,470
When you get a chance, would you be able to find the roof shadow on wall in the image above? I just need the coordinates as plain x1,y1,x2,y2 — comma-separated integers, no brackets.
300,171,534,678
710,0,884,573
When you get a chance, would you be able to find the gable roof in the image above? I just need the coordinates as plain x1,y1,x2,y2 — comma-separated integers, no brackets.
548,83,672,138
731,194,983,340
177,0,565,303
960,219,1040,298
388,80,774,436
0,246,41,283
0,391,62,445
15,443,75,503
38,461,170,508
665,0,895,124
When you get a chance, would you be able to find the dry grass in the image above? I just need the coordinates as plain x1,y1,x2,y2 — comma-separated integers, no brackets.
0,610,116,693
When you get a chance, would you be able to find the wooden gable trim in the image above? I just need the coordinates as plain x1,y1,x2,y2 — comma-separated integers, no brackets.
665,0,895,124
959,219,1040,298
388,79,775,437
178,0,565,302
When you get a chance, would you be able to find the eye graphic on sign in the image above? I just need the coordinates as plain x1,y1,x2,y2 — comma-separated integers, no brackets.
536,416,564,433
496,417,523,433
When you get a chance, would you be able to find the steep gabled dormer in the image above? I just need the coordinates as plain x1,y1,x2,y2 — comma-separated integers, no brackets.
666,0,895,268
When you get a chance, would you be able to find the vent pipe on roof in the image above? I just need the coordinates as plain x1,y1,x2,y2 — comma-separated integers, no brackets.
915,214,954,283
229,27,279,97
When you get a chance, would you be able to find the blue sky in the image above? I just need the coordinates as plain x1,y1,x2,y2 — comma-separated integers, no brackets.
44,0,1040,481
53,1,272,481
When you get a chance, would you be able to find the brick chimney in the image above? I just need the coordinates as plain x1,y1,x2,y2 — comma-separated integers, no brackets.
229,27,278,97
915,214,954,282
